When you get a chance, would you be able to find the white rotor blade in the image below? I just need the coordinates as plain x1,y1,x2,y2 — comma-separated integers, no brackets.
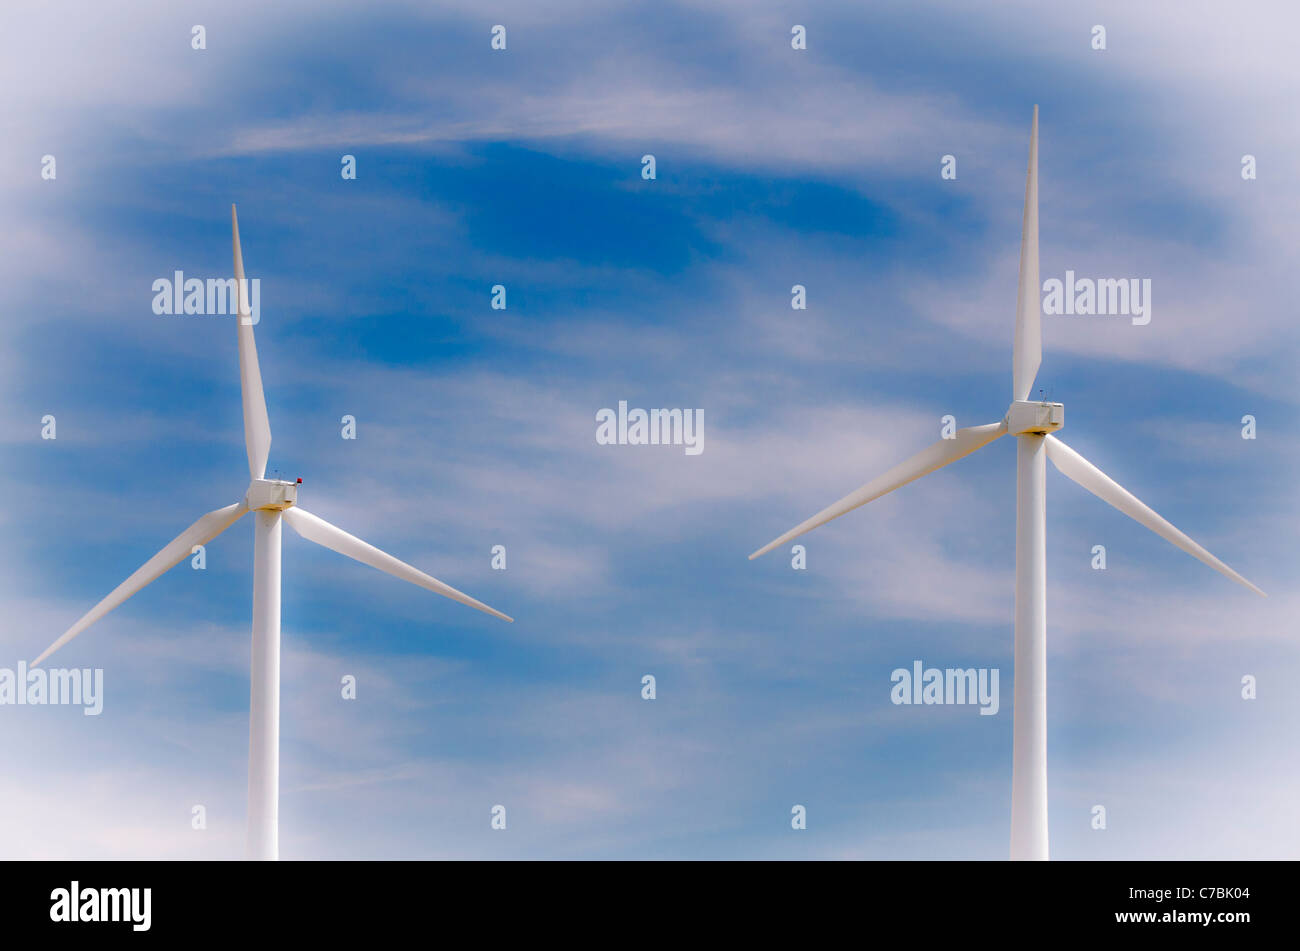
750,420,1008,560
1044,435,1264,597
282,506,513,622
232,204,272,480
32,501,249,666
1012,105,1041,402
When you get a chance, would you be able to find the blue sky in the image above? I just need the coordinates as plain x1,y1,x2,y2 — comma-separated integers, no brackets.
1,0,1297,859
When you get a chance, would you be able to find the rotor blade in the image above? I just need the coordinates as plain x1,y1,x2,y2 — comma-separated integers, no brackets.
749,420,1008,560
232,204,272,480
1044,435,1264,597
282,506,513,622
1012,105,1041,401
32,502,249,666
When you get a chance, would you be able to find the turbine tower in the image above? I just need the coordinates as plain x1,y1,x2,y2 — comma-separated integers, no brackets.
32,205,513,860
748,106,1263,861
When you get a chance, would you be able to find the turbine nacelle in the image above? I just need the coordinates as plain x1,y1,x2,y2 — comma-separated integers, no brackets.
245,478,299,512
1005,400,1064,437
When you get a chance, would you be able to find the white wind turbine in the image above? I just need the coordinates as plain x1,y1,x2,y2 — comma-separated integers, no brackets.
748,106,1264,861
33,205,513,860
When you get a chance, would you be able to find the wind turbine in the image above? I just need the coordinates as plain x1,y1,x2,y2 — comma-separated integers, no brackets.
32,205,513,860
748,106,1264,861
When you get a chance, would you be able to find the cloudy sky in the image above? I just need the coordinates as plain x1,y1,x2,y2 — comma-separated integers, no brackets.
1,0,1296,859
